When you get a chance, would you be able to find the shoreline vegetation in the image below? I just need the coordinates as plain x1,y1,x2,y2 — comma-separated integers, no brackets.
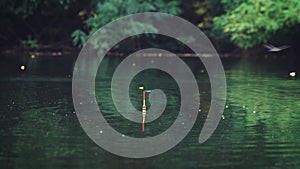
1,0,299,57
0,45,292,59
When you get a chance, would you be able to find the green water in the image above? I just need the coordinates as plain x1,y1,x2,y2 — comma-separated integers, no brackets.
0,55,299,169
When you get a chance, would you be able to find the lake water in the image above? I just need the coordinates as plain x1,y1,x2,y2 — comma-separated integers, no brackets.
0,54,299,169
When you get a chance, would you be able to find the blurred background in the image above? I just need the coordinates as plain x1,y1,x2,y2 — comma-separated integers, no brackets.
0,0,299,169
0,0,300,53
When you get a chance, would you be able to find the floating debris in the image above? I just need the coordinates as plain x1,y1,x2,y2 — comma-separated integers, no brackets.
99,130,103,134
289,71,296,77
264,43,290,52
20,65,26,71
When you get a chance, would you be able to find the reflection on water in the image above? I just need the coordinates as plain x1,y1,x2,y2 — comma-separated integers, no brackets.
0,55,299,169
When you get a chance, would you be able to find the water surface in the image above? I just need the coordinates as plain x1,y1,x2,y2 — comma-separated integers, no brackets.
0,54,299,169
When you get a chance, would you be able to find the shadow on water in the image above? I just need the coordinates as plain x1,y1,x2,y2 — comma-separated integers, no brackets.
0,53,299,169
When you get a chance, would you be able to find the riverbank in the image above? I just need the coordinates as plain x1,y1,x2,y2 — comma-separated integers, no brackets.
0,45,295,59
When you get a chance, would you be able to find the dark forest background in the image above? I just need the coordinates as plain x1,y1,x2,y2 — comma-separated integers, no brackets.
1,0,299,54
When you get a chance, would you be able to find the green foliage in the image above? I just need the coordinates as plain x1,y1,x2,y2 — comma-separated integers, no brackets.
0,0,75,19
194,0,213,29
213,0,300,48
20,35,38,48
72,0,181,47
0,0,80,46
221,0,247,11
71,30,87,48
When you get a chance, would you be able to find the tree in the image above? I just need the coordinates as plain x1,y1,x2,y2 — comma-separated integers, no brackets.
72,0,181,48
213,0,300,48
0,0,83,47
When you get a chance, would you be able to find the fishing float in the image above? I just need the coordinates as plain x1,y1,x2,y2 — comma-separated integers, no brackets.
139,85,152,132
